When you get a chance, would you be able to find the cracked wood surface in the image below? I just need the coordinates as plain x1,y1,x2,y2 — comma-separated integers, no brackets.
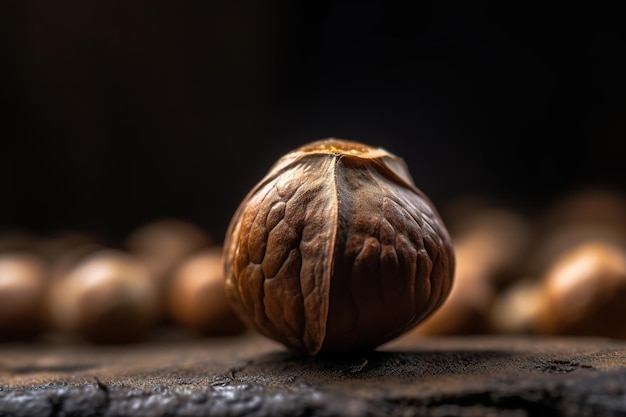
1,331,626,416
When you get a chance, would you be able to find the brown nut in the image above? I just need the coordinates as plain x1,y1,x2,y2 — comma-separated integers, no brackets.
124,218,213,322
534,240,626,338
46,249,160,344
0,252,48,340
167,246,247,337
224,138,455,355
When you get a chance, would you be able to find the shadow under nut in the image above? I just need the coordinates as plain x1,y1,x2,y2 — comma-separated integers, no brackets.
224,138,455,355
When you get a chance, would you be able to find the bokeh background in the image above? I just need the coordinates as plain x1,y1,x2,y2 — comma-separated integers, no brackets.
2,1,625,244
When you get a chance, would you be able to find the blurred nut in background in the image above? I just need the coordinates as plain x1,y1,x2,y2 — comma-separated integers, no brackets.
124,218,213,320
167,246,247,337
46,249,160,344
0,252,48,340
534,241,626,339
488,187,626,338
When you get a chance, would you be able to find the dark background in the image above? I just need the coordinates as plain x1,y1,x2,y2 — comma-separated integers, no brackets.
1,1,625,245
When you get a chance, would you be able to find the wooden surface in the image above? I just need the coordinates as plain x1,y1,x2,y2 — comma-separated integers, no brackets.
1,330,626,416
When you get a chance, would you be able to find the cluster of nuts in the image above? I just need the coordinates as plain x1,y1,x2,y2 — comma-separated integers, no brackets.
2,137,625,353
0,219,246,344
410,185,626,340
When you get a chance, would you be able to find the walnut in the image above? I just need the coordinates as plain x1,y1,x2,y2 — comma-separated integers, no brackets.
224,138,455,355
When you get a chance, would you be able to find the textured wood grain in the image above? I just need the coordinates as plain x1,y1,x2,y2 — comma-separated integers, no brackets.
1,331,626,416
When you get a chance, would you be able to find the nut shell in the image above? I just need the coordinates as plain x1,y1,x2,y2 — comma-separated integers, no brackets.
224,138,455,355
47,249,160,344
